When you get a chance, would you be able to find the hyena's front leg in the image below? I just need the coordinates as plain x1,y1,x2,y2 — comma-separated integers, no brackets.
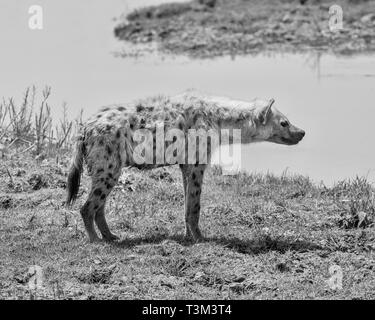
180,164,206,242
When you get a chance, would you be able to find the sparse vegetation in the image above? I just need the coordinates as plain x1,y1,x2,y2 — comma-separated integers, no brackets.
1,93,374,298
0,86,81,159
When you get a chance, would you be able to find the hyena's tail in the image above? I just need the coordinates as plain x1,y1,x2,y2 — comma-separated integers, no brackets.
66,139,86,206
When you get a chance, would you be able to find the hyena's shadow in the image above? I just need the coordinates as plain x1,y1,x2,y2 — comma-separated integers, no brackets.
112,233,322,254
113,234,187,248
206,236,322,254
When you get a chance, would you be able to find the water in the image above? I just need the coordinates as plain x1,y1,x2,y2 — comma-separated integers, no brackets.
1,0,375,185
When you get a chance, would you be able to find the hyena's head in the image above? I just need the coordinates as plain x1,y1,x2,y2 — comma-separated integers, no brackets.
253,99,305,145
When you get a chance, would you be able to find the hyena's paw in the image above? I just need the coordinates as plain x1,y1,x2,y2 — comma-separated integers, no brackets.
192,235,205,243
103,233,120,242
184,228,193,241
89,235,102,243
185,228,204,243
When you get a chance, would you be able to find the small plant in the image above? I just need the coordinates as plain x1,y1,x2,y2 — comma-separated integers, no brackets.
55,102,73,150
35,87,52,155
0,86,80,156
0,99,9,135
9,86,35,142
332,176,375,228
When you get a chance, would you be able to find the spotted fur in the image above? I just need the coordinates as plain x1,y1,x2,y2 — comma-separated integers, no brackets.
66,92,305,243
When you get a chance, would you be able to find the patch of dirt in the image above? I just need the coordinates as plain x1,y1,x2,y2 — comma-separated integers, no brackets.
76,265,117,284
28,173,49,190
0,196,13,209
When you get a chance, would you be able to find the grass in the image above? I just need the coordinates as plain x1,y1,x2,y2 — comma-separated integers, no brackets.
1,153,375,299
0,86,81,159
114,0,375,58
1,88,375,300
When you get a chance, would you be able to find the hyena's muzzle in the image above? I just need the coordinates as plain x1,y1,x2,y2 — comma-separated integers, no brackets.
280,125,305,145
268,124,305,146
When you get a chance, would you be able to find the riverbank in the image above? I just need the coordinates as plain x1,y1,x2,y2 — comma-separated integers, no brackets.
114,0,375,58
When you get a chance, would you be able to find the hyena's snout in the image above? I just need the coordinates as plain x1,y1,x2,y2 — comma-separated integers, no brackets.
289,126,305,144
267,124,305,145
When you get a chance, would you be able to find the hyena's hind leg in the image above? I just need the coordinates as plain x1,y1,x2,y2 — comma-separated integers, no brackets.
82,167,121,242
94,164,122,242
82,141,123,242
180,165,192,239
180,164,206,242
80,189,101,243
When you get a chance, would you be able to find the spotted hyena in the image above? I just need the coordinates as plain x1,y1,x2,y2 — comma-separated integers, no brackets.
66,92,305,243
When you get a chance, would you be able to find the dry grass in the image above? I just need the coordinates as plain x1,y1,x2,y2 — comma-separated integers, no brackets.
0,86,81,158
0,151,374,299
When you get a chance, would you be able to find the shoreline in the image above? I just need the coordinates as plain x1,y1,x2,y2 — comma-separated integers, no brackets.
114,0,375,59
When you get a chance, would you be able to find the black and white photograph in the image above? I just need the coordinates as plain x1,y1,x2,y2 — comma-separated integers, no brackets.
0,0,375,304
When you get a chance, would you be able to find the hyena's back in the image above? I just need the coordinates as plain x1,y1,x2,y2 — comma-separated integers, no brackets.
82,94,219,171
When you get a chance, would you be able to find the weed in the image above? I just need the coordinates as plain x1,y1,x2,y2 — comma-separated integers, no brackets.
0,86,80,157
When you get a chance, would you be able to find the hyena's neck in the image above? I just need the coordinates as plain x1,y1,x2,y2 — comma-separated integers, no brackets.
200,95,257,129
212,105,258,145
175,93,260,145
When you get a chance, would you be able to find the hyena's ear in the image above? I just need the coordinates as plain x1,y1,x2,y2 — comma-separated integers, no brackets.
258,99,275,125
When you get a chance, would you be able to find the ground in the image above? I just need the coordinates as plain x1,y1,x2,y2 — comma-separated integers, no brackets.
114,0,375,58
1,151,374,299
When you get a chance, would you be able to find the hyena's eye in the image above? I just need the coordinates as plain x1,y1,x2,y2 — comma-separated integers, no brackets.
280,120,289,128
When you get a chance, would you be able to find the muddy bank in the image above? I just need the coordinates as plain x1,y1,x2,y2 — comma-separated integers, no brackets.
114,0,375,58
